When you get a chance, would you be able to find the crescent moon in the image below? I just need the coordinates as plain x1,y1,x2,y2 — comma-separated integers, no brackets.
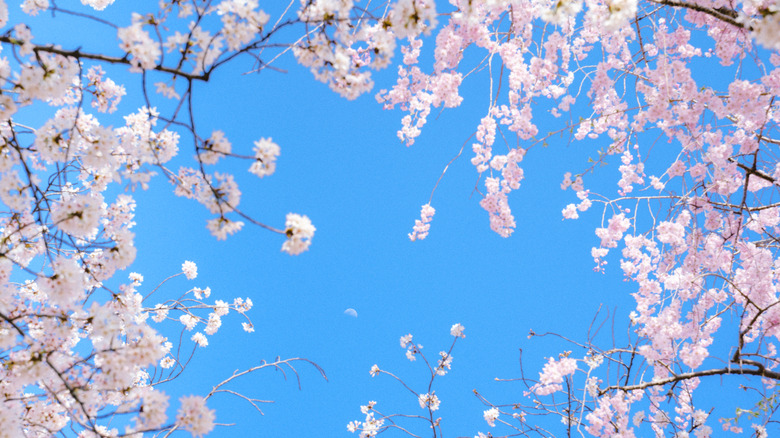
344,308,358,318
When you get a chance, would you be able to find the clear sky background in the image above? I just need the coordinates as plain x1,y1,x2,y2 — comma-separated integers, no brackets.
132,37,635,438
11,2,758,437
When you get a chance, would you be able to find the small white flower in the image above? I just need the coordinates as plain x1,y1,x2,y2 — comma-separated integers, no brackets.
484,407,499,427
418,393,440,411
179,314,197,330
360,401,376,414
182,260,197,280
249,137,280,177
191,332,208,347
450,323,465,338
281,213,315,255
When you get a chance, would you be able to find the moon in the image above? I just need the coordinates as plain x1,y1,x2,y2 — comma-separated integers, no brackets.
343,308,358,318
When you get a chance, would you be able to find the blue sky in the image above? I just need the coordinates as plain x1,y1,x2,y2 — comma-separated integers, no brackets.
126,42,635,437
117,26,620,438
11,2,766,437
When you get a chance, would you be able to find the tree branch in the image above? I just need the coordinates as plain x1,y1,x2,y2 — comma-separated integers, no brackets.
0,36,210,81
604,363,780,394
647,0,748,29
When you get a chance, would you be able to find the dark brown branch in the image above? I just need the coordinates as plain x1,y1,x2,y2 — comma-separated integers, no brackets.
728,157,776,184
0,36,210,81
604,363,780,394
647,0,747,29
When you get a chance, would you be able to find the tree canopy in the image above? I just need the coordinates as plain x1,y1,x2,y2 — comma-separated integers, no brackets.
1,0,780,437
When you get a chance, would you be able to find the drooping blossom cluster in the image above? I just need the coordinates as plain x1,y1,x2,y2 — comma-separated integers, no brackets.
367,0,780,434
408,203,435,241
320,0,780,437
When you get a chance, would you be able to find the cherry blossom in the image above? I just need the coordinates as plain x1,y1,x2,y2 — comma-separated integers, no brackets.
3,0,780,436
450,323,465,338
349,324,465,437
176,395,216,437
182,261,198,279
483,407,499,427
418,392,441,411
281,213,316,255
408,203,435,241
249,137,280,177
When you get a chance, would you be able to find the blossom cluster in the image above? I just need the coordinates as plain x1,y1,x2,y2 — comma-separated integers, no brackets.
282,213,316,255
408,203,436,241
0,1,339,435
3,0,780,436
363,0,780,436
